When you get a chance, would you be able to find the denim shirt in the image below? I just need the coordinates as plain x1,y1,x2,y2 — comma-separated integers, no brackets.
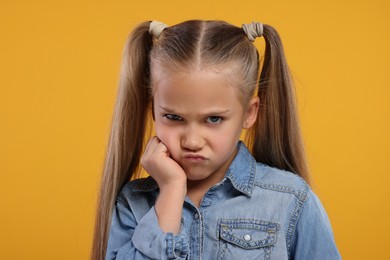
106,142,341,259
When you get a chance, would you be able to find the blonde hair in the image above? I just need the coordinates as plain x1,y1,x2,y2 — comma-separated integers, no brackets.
91,20,309,260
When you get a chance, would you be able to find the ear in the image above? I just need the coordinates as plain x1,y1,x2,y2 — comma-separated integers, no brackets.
243,96,259,129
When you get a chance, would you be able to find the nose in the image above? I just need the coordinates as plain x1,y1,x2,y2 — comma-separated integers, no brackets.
181,125,204,151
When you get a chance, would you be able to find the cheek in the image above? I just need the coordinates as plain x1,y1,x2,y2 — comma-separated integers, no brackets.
212,124,242,149
214,132,234,149
155,123,178,149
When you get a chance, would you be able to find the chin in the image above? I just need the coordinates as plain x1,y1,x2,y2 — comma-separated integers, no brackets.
186,175,206,181
184,170,212,181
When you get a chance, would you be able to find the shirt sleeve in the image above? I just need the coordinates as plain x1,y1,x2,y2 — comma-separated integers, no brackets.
105,201,189,260
291,190,342,260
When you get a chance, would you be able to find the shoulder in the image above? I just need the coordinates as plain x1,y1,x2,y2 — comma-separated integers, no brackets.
116,176,158,206
253,162,310,202
120,176,158,193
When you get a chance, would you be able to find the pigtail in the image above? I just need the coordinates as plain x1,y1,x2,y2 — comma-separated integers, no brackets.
91,21,153,260
249,24,310,183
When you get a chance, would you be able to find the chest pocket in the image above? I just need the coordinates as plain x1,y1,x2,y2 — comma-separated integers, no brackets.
217,219,279,260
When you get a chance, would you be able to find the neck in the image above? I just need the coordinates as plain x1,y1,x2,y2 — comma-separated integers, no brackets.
186,146,239,207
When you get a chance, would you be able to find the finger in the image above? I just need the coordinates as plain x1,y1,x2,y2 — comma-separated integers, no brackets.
144,136,159,156
154,140,171,158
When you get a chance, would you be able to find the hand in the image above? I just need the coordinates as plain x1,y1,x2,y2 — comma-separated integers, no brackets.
141,137,187,190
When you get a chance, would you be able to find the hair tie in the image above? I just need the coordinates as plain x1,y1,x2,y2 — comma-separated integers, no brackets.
242,22,263,42
149,21,168,39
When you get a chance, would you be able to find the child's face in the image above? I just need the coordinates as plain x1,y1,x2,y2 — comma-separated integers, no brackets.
152,67,258,185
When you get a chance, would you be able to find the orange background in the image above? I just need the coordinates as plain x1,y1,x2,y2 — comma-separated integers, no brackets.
1,0,389,259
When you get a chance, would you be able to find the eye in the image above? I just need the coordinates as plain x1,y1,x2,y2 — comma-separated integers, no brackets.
164,114,183,121
206,116,223,124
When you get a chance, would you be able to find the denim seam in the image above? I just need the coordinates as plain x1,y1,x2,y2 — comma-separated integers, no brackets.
200,211,204,260
285,185,309,259
253,176,308,201
218,219,280,229
220,231,277,248
264,246,272,260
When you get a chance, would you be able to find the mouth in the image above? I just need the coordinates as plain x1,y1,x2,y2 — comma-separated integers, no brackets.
183,154,207,163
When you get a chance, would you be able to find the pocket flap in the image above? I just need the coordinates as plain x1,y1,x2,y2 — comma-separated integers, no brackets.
219,219,279,249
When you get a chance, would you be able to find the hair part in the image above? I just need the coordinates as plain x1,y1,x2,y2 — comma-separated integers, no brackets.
150,20,259,104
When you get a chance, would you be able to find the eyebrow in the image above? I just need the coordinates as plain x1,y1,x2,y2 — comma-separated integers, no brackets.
158,105,231,115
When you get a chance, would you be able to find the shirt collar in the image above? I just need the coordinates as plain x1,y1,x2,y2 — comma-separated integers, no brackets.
224,141,256,197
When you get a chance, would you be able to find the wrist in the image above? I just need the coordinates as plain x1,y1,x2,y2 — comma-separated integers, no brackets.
155,183,186,234
159,181,187,198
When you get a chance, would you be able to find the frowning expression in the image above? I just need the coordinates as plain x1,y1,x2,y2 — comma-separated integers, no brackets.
152,67,258,186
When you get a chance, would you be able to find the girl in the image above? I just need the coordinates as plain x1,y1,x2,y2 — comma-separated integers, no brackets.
91,20,341,260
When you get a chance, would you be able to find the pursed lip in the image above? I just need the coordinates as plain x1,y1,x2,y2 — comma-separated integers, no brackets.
183,153,207,162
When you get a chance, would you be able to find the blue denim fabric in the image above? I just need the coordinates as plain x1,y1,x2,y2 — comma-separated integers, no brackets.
106,142,341,259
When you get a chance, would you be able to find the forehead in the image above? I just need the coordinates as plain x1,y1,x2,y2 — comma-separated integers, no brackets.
151,62,246,101
152,68,244,113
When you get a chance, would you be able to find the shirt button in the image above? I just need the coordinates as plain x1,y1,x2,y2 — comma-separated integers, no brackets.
243,234,251,241
194,213,199,220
